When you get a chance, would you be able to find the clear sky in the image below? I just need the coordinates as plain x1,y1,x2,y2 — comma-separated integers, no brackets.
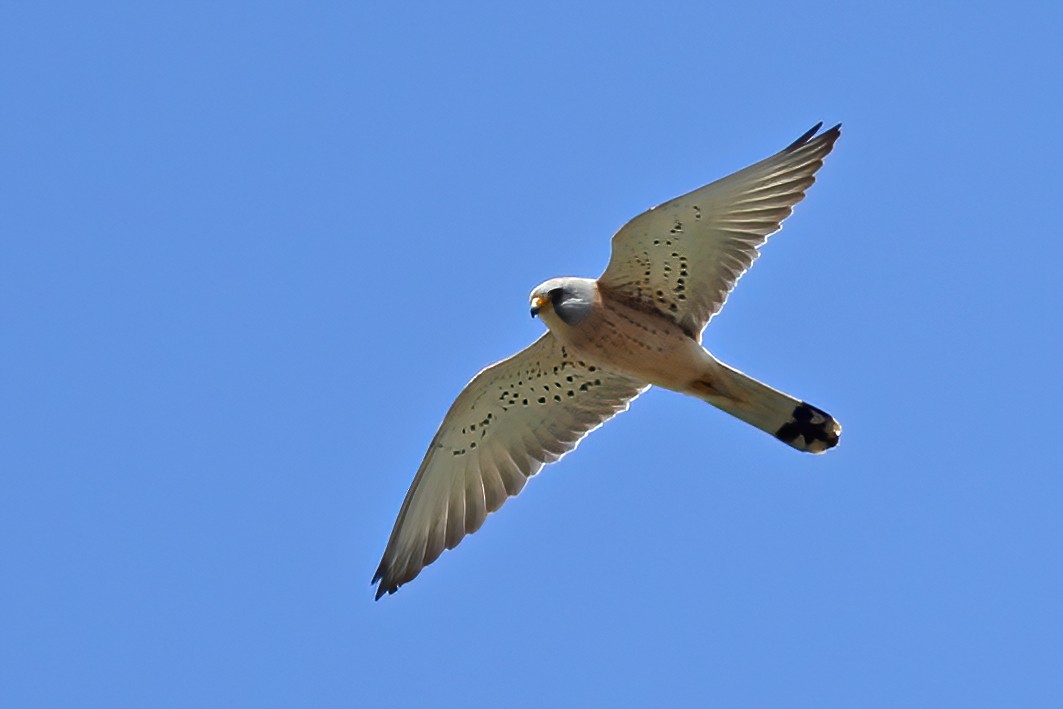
3,2,1061,707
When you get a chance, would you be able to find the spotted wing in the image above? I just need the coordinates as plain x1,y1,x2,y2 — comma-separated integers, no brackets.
598,123,840,339
372,333,645,599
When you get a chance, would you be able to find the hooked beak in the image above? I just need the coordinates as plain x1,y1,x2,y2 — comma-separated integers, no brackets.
530,294,546,318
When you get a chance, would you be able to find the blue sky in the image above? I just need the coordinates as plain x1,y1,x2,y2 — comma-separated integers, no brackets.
3,2,1061,706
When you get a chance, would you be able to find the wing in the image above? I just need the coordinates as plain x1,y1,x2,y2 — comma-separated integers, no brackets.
372,333,646,599
598,123,841,339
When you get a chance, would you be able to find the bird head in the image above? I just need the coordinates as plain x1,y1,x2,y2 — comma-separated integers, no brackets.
529,278,597,326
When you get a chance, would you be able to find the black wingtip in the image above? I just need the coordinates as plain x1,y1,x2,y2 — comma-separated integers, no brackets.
373,582,399,601
785,121,842,152
371,562,388,600
786,122,823,150
372,558,403,600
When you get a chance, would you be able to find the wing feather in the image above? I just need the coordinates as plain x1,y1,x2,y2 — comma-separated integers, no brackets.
598,123,841,339
372,333,645,598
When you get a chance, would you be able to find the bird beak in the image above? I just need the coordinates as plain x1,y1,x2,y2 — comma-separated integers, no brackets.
530,295,545,318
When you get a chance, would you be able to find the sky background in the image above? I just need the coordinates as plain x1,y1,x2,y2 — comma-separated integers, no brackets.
3,2,1062,707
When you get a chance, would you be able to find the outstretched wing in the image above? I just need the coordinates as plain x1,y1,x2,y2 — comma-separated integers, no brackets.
373,333,645,599
598,123,840,340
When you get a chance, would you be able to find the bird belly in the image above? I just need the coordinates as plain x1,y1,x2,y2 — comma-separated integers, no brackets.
552,305,710,392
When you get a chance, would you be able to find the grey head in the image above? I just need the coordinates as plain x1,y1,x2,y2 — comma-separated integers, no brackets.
529,277,597,326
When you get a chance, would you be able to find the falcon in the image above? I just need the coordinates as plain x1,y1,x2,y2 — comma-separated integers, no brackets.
373,123,843,599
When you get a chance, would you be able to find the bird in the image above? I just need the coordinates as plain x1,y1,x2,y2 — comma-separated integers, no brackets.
372,123,843,599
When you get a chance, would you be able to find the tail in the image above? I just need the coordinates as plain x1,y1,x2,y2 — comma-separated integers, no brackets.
689,362,841,454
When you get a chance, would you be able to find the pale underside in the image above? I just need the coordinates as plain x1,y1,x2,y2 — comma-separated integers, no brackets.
373,334,646,597
598,123,840,339
373,124,840,598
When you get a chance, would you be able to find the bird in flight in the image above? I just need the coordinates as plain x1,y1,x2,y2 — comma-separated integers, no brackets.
373,123,843,599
